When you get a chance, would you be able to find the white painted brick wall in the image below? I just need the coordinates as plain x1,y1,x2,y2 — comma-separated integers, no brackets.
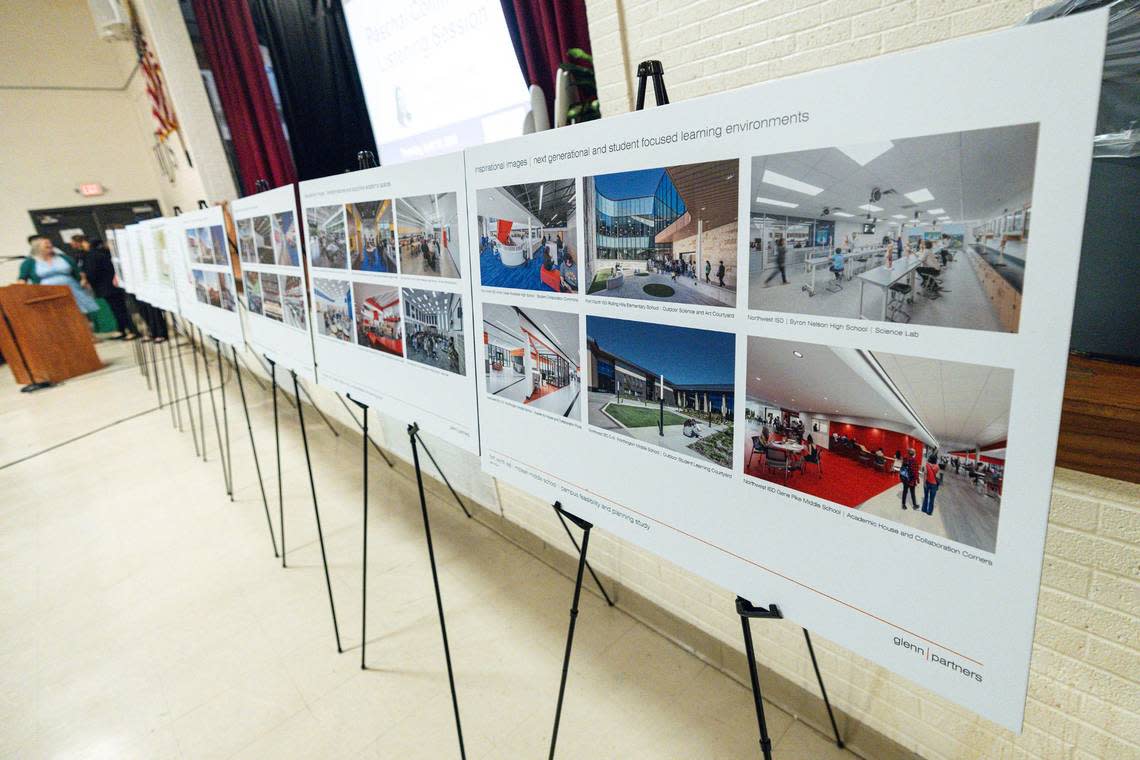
568,1,1140,758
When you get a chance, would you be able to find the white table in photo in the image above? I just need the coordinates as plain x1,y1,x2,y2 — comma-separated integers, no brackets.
856,254,923,321
766,440,805,483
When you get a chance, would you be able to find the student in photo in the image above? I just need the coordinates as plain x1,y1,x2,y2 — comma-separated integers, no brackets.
704,259,712,283
918,241,943,292
764,237,788,286
829,248,845,281
900,447,919,510
716,260,726,287
921,452,941,515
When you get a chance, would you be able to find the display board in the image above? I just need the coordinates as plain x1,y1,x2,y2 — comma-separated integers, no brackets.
298,151,479,453
137,217,179,314
108,229,132,295
231,185,317,380
463,13,1107,730
172,206,244,347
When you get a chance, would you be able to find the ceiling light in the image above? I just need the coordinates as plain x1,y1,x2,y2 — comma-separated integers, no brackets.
927,208,946,215
754,196,799,208
793,350,803,358
891,214,906,219
832,211,854,218
837,141,894,166
762,169,823,196
904,188,934,203
858,204,883,213
939,216,951,221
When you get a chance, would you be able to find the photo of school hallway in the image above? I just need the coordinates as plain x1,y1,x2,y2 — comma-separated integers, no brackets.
477,179,577,293
483,303,580,417
397,193,461,278
587,316,735,468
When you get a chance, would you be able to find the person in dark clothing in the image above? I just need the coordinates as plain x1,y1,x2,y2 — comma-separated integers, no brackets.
716,260,726,287
764,238,788,285
80,237,138,340
900,447,920,510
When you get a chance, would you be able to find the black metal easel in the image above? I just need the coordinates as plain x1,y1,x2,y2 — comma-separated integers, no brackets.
200,328,231,495
171,313,201,457
408,422,466,760
544,61,843,760
267,358,285,566
232,345,279,558
292,370,343,652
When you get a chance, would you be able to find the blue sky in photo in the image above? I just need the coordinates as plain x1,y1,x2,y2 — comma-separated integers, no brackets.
588,316,735,384
593,168,666,200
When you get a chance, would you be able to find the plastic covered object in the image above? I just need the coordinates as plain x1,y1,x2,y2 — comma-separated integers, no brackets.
1025,0,1140,157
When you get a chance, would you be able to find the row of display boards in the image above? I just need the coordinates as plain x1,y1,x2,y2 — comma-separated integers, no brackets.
107,15,1107,732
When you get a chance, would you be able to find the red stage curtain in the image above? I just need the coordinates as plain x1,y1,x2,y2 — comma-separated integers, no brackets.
500,0,592,124
192,0,296,195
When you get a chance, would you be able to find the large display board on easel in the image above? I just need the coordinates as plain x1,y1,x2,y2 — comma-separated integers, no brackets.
231,185,316,380
173,206,244,347
137,217,180,314
298,151,480,453
464,13,1107,730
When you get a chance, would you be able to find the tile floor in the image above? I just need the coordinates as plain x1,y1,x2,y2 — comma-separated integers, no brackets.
0,339,864,759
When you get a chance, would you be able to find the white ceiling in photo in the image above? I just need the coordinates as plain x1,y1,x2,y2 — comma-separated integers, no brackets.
750,123,1038,224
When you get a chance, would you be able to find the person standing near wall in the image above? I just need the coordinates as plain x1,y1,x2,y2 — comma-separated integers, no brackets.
921,453,941,515
77,237,138,340
900,447,919,510
18,236,100,319
764,237,788,285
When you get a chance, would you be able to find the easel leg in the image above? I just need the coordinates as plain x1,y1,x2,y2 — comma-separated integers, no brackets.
412,428,471,518
548,506,592,760
359,402,369,670
294,371,343,652
192,326,207,461
409,423,466,760
233,346,279,558
201,331,228,491
174,317,200,457
296,379,339,438
215,339,233,500
164,315,183,432
336,392,393,466
162,329,178,429
736,597,781,760
269,359,284,568
552,502,613,606
803,629,844,749
148,338,164,408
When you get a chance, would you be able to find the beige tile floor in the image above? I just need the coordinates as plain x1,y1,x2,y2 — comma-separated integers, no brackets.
0,339,864,759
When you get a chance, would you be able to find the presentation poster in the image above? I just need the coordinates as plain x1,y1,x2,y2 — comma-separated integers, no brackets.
119,224,150,303
109,229,133,295
231,185,317,381
298,151,480,453
138,217,179,314
173,206,244,347
464,13,1106,730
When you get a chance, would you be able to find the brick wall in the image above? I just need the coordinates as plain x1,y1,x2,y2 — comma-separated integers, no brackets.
561,1,1140,758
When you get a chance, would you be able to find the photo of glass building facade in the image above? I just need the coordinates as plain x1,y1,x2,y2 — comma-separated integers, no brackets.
592,168,685,263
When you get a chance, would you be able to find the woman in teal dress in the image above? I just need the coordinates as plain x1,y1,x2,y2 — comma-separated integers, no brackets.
18,236,100,316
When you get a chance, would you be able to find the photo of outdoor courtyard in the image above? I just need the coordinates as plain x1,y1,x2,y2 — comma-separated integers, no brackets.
586,316,735,468
584,159,739,307
483,303,580,417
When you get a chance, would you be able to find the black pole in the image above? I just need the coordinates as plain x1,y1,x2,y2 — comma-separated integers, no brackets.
409,423,466,760
548,505,592,760
411,427,471,519
201,329,228,490
353,398,368,670
293,371,343,652
336,392,393,466
160,331,178,428
233,346,279,558
163,314,183,432
552,503,614,606
803,629,844,749
173,317,200,457
269,358,284,568
192,325,207,461
139,326,152,390
148,336,164,408
736,597,783,760
215,338,233,500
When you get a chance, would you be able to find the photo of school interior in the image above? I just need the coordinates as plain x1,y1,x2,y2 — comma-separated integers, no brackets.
403,288,465,375
313,277,351,340
584,160,739,307
307,205,348,269
353,282,403,357
244,272,262,315
743,336,1010,552
477,179,577,293
219,273,236,312
236,218,256,263
397,193,461,278
347,200,397,273
482,303,580,417
192,269,212,303
261,273,283,321
587,316,735,468
282,275,306,329
253,216,275,264
273,210,301,266
746,124,1037,333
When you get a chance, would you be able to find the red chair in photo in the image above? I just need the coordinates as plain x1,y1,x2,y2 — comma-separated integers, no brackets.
540,266,561,292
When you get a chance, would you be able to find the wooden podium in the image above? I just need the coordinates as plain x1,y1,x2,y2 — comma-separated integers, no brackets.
0,284,102,389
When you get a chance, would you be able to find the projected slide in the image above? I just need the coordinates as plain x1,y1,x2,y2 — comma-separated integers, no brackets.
343,0,530,165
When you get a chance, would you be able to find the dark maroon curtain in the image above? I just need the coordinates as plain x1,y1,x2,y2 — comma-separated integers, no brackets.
192,0,296,195
500,0,592,124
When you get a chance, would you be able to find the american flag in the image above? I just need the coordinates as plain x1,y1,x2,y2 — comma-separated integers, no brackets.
129,1,178,141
